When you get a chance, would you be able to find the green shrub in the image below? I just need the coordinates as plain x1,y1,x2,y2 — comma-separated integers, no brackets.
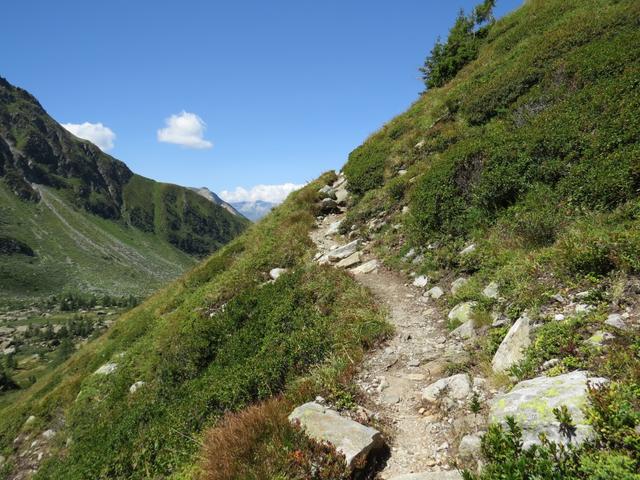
343,140,390,196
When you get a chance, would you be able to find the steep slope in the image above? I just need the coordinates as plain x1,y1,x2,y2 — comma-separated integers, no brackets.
336,0,640,477
1,1,639,479
0,173,388,479
0,77,249,300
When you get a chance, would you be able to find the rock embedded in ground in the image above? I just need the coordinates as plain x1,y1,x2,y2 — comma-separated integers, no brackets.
129,381,145,394
320,197,340,213
94,362,118,375
458,432,483,467
328,240,360,262
335,186,349,205
460,244,477,256
422,373,472,405
492,314,531,373
586,330,614,347
605,313,626,330
337,251,362,268
325,220,342,236
425,286,444,299
318,185,337,199
269,268,287,280
413,275,429,288
490,371,608,448
447,301,477,325
450,278,468,295
288,402,384,470
351,259,379,275
450,320,476,340
482,282,499,299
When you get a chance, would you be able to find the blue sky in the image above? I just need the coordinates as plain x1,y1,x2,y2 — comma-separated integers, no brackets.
1,0,521,203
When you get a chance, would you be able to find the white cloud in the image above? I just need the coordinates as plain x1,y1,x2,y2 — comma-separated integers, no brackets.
219,183,306,204
61,122,116,152
157,111,213,149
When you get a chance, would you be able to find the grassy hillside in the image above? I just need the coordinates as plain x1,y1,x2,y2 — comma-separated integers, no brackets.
0,173,388,479
0,182,196,302
2,1,639,478
0,77,249,300
340,0,639,477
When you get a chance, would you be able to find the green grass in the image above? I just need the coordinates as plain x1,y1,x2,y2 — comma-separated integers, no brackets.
0,173,389,479
0,182,197,302
337,0,640,476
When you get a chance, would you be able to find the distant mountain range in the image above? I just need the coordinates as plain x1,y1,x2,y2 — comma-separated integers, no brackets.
0,77,249,301
230,200,276,222
189,187,245,218
190,187,278,222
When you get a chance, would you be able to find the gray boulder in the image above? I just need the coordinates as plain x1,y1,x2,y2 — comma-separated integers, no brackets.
426,286,444,299
422,373,472,404
318,185,337,199
325,220,342,236
129,381,145,394
489,371,607,448
351,259,379,275
337,252,362,268
269,268,287,280
492,315,531,373
458,432,483,466
328,240,360,262
288,402,384,470
413,275,429,288
320,197,340,213
450,320,476,340
605,313,626,330
335,187,349,205
483,282,499,299
94,362,118,375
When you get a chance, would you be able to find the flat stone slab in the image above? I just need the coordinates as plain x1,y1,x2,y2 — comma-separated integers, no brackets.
490,371,607,448
289,402,384,469
388,471,462,480
328,240,360,262
337,251,362,268
351,259,379,275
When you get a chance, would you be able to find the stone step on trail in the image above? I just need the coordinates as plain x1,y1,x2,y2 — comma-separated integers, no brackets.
288,402,385,471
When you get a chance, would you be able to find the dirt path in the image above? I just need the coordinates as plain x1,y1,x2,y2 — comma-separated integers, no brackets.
311,197,474,478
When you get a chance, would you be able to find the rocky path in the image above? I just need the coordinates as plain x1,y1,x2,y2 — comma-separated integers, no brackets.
310,182,478,479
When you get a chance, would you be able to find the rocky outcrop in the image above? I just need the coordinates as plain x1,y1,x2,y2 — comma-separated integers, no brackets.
491,315,531,373
288,402,384,470
489,371,608,448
